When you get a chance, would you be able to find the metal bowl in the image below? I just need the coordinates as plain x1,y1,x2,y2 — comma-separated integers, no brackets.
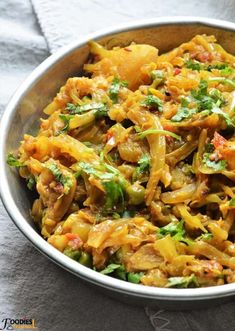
1,17,235,310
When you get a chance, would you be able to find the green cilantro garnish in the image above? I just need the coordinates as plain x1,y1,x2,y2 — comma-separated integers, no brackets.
26,175,36,190
59,114,74,133
207,63,234,75
103,181,125,211
65,103,79,113
46,161,73,194
166,274,199,288
127,272,144,284
171,106,197,122
210,106,235,127
100,263,121,275
171,79,234,126
77,161,122,181
100,263,143,283
66,102,108,116
171,97,197,122
133,154,151,181
141,95,163,112
158,220,192,245
94,105,108,119
77,161,127,212
185,61,234,75
202,153,227,171
185,59,203,71
109,77,128,103
7,153,22,167
100,263,126,280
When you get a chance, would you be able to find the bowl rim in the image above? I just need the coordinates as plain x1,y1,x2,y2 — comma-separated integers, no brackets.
1,16,235,301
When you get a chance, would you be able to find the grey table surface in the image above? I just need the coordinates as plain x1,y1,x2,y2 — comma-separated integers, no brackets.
0,1,235,331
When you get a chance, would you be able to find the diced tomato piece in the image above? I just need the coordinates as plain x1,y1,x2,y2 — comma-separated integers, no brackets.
174,68,181,75
196,52,212,63
66,233,83,249
65,233,79,240
212,132,227,149
163,124,176,133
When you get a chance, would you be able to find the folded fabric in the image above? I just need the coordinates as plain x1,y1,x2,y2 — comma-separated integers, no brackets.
31,0,235,52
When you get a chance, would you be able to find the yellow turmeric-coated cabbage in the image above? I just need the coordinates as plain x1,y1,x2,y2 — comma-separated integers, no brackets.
8,34,235,288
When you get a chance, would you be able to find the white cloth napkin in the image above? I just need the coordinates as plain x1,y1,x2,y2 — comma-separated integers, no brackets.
32,0,235,52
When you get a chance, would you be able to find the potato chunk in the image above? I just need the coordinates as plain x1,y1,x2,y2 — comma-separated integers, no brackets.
85,41,158,90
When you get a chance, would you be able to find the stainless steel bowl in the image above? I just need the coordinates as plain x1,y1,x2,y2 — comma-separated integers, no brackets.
1,17,235,310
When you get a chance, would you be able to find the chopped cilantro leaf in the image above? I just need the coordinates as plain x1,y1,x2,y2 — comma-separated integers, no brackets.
133,154,151,181
203,153,227,171
158,220,192,245
103,181,125,211
166,274,199,288
141,95,163,112
207,63,234,76
27,175,36,190
171,107,197,122
65,103,78,113
77,161,97,176
94,105,108,119
7,153,22,167
59,114,74,133
172,79,234,127
185,59,203,71
127,272,144,284
211,106,235,127
109,77,128,103
100,263,126,280
115,265,126,280
137,154,150,174
196,79,208,96
77,161,127,211
100,263,122,275
78,161,118,181
66,102,108,116
221,66,234,76
46,161,73,194
100,264,144,283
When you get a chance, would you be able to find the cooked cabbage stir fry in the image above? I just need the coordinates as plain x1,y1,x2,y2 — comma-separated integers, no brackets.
8,35,235,288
